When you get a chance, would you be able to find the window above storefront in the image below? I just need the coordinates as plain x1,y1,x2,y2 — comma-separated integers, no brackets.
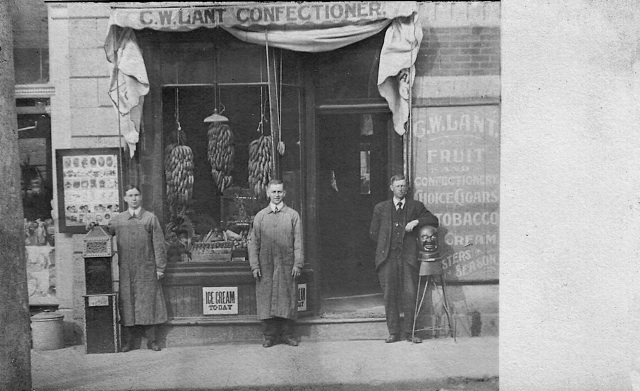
307,29,386,106
11,0,49,84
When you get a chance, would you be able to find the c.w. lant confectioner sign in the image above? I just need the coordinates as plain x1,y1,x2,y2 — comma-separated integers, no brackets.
110,2,404,30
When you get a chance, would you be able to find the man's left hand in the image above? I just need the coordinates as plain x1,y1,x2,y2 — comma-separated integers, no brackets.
405,220,419,232
292,266,301,278
156,271,164,280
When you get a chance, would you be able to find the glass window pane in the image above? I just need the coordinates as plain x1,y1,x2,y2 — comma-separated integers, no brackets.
280,86,302,213
11,0,49,84
310,30,385,104
161,43,216,85
217,31,267,84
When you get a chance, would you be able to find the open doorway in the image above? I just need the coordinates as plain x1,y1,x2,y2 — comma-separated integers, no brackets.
317,112,391,300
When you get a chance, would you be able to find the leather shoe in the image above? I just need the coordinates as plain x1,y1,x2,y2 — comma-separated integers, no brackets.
281,337,298,347
406,335,422,344
385,334,400,343
147,341,161,351
120,343,132,353
262,337,275,348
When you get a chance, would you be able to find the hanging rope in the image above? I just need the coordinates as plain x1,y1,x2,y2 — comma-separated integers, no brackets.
175,87,182,144
112,29,125,211
406,17,419,180
278,49,284,153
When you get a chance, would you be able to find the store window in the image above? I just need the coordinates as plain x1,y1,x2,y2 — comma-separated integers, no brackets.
18,99,53,227
18,98,56,301
141,29,302,264
11,0,49,84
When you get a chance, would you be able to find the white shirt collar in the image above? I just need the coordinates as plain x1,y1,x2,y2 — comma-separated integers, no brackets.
270,202,283,213
393,197,405,207
128,207,141,217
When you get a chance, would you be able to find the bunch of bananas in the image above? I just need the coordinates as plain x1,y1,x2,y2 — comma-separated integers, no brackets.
248,135,272,197
164,143,194,218
207,123,235,193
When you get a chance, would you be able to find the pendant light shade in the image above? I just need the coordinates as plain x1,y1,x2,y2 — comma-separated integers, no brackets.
203,108,228,123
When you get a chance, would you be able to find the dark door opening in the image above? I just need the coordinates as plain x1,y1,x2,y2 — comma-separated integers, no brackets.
318,112,390,299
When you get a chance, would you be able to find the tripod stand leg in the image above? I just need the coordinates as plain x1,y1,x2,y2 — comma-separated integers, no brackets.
412,275,429,342
439,274,456,342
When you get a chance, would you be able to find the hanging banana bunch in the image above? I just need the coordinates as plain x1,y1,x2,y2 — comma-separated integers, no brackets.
207,122,235,193
164,139,194,218
248,135,272,198
164,88,194,219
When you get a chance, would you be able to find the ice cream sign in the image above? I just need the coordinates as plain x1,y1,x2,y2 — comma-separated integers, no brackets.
203,287,238,315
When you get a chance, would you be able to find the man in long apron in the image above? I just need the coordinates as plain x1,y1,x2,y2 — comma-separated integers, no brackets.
249,179,304,348
107,185,167,352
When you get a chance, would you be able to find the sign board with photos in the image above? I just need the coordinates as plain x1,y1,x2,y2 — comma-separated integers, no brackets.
55,148,124,234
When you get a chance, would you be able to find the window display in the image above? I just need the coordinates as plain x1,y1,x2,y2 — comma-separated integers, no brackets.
154,34,302,265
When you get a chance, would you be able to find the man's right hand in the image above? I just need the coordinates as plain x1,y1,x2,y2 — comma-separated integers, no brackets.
252,269,261,280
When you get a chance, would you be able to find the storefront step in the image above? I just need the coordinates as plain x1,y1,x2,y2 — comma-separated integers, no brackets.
161,312,498,347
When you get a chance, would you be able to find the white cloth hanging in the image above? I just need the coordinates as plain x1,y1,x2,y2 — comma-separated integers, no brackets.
105,27,149,157
104,1,423,153
377,13,423,136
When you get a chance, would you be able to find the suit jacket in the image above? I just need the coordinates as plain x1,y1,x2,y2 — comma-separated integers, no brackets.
369,198,439,270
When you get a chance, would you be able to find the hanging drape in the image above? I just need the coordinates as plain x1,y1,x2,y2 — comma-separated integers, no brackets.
105,27,148,157
104,2,423,155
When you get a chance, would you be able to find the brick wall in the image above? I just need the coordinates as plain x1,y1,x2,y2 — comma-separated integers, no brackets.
416,26,500,77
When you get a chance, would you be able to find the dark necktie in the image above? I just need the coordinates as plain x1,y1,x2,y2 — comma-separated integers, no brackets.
397,201,403,211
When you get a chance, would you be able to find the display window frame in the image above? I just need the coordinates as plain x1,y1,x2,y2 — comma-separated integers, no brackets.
136,28,304,267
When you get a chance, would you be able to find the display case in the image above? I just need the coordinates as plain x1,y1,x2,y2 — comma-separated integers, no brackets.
188,187,259,263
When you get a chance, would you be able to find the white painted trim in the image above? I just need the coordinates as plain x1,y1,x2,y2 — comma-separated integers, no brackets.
413,75,501,99
15,84,56,98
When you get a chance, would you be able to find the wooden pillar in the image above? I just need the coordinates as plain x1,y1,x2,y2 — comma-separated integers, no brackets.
0,0,32,389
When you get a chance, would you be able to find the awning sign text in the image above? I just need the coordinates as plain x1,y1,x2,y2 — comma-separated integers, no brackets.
110,2,400,30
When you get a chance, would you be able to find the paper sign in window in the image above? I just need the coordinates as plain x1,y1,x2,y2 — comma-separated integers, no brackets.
360,150,371,194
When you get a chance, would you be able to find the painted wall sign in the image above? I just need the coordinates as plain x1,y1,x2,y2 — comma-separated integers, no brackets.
203,287,238,315
297,284,307,312
412,106,500,281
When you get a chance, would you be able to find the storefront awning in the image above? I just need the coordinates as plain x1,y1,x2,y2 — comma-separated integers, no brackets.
105,2,423,155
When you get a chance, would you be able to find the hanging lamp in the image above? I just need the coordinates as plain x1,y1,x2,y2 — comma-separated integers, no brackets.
203,107,228,123
204,53,228,123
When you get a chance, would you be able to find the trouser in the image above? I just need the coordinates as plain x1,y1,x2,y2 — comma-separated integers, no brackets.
122,324,159,345
377,247,419,336
261,317,295,340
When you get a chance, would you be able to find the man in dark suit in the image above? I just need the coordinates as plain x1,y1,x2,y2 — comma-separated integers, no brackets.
369,174,439,343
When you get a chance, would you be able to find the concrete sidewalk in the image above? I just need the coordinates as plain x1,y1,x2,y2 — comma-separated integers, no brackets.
31,337,497,391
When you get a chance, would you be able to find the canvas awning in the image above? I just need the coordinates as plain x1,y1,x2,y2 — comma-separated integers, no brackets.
105,1,423,155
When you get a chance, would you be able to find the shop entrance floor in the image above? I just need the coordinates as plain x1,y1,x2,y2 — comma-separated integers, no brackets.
319,292,386,319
